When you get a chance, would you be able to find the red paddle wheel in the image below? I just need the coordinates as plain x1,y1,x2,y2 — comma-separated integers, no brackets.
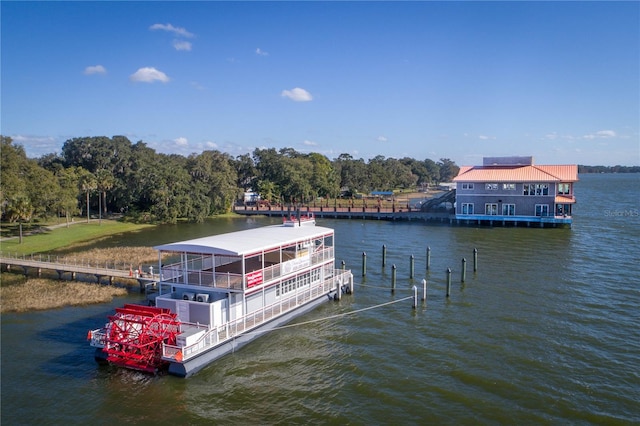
102,304,180,373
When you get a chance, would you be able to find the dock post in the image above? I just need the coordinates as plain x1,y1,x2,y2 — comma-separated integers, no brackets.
341,260,346,271
382,244,387,268
412,285,418,309
391,264,396,293
362,252,367,276
409,255,415,279
446,268,452,297
426,246,431,272
473,248,478,272
422,278,427,302
461,258,466,283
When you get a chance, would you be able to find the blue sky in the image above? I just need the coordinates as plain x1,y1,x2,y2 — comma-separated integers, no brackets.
2,1,638,166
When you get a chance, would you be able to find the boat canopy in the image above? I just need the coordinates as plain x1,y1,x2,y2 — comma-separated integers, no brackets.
153,224,333,257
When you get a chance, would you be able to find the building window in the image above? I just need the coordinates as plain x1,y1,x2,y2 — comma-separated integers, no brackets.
558,183,571,195
535,204,550,217
461,183,474,190
502,204,515,216
524,184,549,196
485,183,498,190
502,183,516,190
556,204,571,216
461,203,474,214
485,203,498,215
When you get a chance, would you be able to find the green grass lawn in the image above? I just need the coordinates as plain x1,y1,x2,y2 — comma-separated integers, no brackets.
0,220,155,255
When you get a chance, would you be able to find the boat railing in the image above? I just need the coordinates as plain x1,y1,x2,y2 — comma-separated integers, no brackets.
160,248,335,290
160,266,243,290
311,246,334,265
163,269,352,363
256,246,334,285
89,328,107,348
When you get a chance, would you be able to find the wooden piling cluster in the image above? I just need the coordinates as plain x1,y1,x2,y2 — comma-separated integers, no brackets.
350,245,480,307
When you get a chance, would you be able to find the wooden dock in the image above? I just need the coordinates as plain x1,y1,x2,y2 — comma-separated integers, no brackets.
233,205,454,223
0,253,156,291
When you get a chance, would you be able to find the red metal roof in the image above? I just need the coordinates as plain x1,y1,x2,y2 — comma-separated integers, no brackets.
453,164,578,183
555,195,576,204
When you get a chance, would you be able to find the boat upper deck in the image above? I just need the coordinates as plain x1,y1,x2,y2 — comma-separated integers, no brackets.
154,223,336,293
154,223,334,257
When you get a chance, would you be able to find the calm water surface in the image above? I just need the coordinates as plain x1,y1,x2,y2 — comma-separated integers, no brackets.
2,174,639,425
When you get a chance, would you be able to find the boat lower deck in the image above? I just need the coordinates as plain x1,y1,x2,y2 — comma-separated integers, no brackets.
162,269,353,377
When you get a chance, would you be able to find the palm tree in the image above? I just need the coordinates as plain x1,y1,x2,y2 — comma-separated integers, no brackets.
95,169,115,224
6,195,33,244
78,169,97,223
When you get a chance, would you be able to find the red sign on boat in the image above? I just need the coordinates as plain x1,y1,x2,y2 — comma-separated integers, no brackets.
246,270,263,288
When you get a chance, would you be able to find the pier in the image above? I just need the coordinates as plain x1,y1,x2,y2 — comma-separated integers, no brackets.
0,253,156,291
233,204,454,223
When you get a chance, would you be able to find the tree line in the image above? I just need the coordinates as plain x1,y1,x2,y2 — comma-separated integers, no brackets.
578,165,640,174
1,135,459,224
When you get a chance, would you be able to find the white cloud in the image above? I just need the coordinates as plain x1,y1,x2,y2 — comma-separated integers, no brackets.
479,135,496,140
303,140,317,146
256,48,269,56
583,130,616,139
281,87,313,102
149,23,194,38
174,137,188,146
205,141,218,149
12,134,56,144
129,67,170,83
84,65,107,75
377,136,388,142
11,134,58,156
173,40,192,51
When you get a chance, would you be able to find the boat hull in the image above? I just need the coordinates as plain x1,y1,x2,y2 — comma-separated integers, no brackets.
168,291,334,377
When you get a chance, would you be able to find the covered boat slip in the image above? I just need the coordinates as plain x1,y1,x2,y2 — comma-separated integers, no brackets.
154,224,335,293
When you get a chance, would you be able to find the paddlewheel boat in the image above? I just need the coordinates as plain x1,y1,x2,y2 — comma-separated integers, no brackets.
88,219,353,377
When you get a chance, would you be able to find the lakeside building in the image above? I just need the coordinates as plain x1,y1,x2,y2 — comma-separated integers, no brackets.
452,156,578,227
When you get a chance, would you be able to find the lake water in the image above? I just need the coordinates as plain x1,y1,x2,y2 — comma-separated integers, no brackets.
1,174,639,425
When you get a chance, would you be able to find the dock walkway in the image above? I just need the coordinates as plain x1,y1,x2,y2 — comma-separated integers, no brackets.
233,205,454,222
0,252,156,290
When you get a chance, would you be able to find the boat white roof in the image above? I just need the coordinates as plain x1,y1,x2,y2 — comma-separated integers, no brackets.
154,224,334,256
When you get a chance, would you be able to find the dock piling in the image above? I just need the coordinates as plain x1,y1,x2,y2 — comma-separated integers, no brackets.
473,248,478,272
412,285,418,309
391,264,397,293
410,255,415,279
362,252,367,276
382,244,387,268
461,258,467,283
426,246,431,272
446,268,452,297
422,278,427,303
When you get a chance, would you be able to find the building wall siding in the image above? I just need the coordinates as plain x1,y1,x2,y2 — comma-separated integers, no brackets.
456,182,558,216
